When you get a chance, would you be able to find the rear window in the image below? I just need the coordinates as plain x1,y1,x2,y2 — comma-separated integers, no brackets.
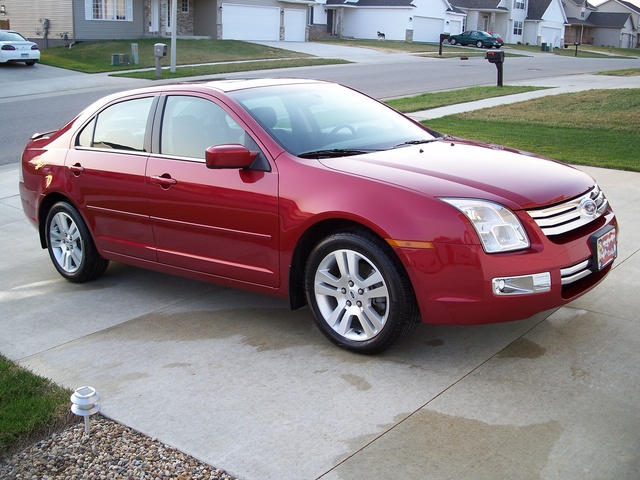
77,97,153,152
0,31,27,42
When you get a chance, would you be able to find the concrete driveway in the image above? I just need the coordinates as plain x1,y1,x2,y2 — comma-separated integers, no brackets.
1,45,640,479
2,160,639,480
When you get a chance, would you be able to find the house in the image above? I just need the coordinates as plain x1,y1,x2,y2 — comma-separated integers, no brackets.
450,0,567,47
316,0,466,42
0,0,312,46
564,0,637,46
523,0,567,47
591,0,638,46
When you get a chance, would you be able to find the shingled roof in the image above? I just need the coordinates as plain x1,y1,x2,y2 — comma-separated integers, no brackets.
449,0,507,10
587,11,633,27
567,11,631,26
526,0,553,20
325,0,416,6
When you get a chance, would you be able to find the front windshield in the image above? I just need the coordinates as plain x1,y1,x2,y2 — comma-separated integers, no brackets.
229,83,437,157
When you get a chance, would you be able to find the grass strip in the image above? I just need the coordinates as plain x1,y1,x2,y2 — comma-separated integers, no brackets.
0,355,75,459
385,85,547,112
112,58,351,80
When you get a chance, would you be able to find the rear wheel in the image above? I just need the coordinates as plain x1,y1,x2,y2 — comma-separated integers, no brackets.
45,201,109,283
305,230,420,354
476,40,484,48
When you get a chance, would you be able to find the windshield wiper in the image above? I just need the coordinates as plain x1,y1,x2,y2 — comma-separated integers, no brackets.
391,138,443,149
297,148,376,159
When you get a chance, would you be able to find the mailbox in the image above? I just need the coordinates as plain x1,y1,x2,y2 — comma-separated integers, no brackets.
154,43,167,58
485,50,505,64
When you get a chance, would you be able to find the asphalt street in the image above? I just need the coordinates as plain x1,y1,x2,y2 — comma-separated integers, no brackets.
1,43,640,479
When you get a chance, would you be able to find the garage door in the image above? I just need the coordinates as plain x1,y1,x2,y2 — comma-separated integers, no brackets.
413,16,445,43
222,4,280,41
284,9,306,41
541,27,563,47
448,20,462,36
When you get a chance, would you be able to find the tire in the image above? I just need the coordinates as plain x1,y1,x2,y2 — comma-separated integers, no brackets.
304,230,420,354
45,201,109,283
449,37,457,45
476,40,484,48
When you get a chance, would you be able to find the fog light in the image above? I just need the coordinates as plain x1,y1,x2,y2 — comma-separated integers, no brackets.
70,386,101,435
492,272,551,296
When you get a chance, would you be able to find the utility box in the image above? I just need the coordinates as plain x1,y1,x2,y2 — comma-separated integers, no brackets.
154,43,167,58
485,50,505,64
111,53,130,66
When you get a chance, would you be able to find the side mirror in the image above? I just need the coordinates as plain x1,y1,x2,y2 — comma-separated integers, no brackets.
205,144,258,169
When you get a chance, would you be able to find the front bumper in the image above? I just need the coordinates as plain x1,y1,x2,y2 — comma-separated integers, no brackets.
396,211,617,325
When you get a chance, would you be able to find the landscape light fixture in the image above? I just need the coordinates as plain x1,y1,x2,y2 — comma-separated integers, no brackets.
70,386,101,435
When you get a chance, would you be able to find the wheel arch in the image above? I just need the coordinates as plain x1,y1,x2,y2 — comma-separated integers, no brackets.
37,193,80,249
288,218,411,311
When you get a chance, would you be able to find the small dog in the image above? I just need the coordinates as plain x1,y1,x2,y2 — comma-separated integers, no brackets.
377,31,386,40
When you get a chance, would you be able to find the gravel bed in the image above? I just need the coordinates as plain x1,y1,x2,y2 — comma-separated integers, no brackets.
0,415,238,479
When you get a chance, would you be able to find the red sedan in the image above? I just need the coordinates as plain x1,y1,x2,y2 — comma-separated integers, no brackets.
19,79,617,354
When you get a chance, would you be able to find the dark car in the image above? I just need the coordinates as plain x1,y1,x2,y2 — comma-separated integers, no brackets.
449,30,504,48
19,79,617,354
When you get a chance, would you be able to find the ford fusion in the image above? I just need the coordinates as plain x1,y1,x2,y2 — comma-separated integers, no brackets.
19,79,617,354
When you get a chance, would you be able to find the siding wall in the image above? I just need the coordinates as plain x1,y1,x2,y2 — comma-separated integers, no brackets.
0,0,74,45
73,0,146,40
341,8,412,40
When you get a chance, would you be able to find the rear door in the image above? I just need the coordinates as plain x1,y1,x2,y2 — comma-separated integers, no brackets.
66,95,157,260
146,94,280,287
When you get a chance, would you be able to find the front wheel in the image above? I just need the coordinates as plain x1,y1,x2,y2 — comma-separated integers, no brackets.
45,201,109,283
449,37,457,45
305,230,420,354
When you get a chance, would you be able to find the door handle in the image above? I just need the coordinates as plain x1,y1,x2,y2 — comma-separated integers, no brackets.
69,163,85,176
150,174,177,188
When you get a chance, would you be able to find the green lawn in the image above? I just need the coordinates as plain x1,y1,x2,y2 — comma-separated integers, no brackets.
40,38,319,73
422,89,640,172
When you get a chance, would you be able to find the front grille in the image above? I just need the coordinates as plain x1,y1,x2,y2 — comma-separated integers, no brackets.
560,259,591,285
527,185,608,237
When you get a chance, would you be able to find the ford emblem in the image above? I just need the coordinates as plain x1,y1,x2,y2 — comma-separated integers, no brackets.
580,198,597,218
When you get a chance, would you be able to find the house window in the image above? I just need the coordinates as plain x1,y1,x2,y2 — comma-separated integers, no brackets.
513,20,523,35
86,0,131,21
514,0,526,9
181,0,189,13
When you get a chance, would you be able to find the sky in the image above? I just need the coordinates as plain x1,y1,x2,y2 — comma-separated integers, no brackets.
591,0,640,6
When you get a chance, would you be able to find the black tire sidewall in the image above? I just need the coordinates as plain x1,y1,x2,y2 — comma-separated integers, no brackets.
45,201,105,283
304,231,416,354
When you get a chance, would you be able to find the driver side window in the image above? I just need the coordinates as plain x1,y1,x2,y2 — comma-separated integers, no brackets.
160,96,247,159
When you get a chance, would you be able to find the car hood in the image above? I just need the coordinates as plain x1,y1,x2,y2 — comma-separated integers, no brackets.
318,139,595,210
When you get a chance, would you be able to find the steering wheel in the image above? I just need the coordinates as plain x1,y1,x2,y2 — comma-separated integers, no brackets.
327,124,356,143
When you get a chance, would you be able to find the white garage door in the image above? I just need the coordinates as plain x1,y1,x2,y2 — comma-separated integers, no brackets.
413,16,444,43
541,27,563,47
284,9,306,41
448,20,462,36
222,4,280,41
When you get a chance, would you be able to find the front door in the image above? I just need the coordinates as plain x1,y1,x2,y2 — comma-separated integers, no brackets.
146,94,280,287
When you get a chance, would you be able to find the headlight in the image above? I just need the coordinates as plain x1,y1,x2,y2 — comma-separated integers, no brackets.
441,198,530,253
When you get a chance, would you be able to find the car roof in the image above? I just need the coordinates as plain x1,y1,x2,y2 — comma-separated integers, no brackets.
194,77,328,93
115,77,331,97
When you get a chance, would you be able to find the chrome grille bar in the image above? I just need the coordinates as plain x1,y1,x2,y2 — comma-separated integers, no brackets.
527,185,608,236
